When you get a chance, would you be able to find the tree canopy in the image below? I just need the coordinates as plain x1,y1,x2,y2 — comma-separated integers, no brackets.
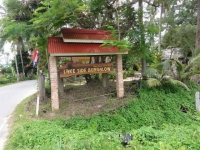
0,0,199,79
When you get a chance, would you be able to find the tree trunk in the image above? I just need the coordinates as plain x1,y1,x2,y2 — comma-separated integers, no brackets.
138,0,147,78
19,48,25,75
58,72,64,95
158,3,163,52
101,56,109,87
38,72,46,101
141,58,147,78
195,0,200,55
102,73,109,87
14,53,20,81
18,36,25,76
56,58,64,94
94,56,100,80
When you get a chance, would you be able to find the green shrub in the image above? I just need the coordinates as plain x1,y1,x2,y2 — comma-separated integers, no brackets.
1,73,16,82
108,68,135,80
5,82,200,150
50,83,199,131
1,67,12,74
0,78,9,84
26,74,38,80
123,68,135,79
45,81,51,97
108,72,116,80
6,120,200,150
0,68,17,83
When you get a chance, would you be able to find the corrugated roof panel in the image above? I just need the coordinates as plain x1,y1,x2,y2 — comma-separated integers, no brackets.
61,28,110,34
61,28,113,41
48,37,127,54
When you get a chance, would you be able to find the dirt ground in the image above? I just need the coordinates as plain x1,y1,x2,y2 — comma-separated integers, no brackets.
27,76,139,120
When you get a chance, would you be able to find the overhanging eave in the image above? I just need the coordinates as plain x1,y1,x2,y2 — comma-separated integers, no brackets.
49,52,128,56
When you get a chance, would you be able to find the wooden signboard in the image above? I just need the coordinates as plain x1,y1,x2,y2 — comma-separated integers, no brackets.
59,62,114,78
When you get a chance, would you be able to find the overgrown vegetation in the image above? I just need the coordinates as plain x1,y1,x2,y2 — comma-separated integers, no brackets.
1,0,200,149
0,66,16,84
0,65,37,85
5,82,200,150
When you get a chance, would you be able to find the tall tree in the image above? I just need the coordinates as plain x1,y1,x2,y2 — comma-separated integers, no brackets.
0,0,42,75
161,0,198,56
138,0,147,77
162,25,196,62
0,0,171,75
195,0,200,54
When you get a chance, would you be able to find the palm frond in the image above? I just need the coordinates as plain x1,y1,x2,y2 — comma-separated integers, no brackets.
183,37,195,56
146,78,161,88
182,71,200,80
188,53,200,67
168,78,190,91
143,67,158,77
162,59,172,70
157,59,172,75
174,59,183,72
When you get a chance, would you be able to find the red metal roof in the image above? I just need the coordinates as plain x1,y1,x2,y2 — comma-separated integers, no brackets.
48,37,127,55
61,28,113,41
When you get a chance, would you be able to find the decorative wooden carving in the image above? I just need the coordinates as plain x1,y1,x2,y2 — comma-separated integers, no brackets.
59,62,114,78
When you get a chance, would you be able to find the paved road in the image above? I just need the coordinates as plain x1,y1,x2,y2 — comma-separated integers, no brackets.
0,80,37,150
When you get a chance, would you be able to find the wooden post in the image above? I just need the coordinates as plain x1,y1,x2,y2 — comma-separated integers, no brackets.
38,71,46,101
57,72,64,94
102,73,108,87
195,92,200,112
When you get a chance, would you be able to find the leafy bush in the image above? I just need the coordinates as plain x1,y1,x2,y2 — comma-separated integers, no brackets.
1,73,16,82
4,74,13,81
108,68,135,80
123,68,135,79
108,72,116,80
6,120,200,150
24,74,38,80
1,67,12,74
5,82,200,150
0,67,17,84
0,77,9,84
45,80,51,97
55,83,199,131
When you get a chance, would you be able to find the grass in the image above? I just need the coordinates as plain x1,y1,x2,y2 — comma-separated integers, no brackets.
6,94,37,127
4,81,200,150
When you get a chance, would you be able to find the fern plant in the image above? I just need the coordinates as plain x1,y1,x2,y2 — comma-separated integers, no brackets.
174,52,200,82
144,59,189,91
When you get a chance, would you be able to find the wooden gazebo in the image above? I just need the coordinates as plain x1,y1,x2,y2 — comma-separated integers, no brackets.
48,28,128,110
